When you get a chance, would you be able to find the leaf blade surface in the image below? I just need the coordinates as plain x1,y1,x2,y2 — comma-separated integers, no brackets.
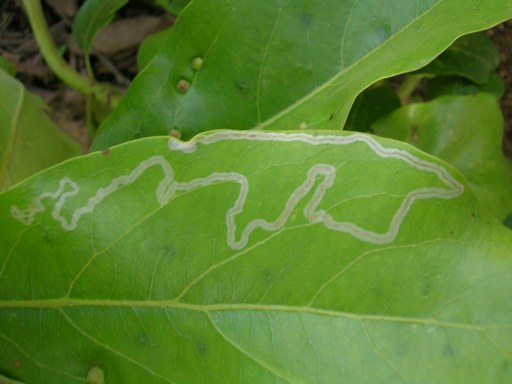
92,0,512,149
1,131,512,383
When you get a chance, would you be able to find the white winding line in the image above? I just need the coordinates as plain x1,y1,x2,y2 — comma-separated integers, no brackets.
11,131,464,249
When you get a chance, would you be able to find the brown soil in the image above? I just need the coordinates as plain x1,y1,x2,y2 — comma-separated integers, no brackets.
1,1,512,156
487,20,512,158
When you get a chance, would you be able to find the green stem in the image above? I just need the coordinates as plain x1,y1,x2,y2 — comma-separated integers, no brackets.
22,0,120,108
396,74,424,105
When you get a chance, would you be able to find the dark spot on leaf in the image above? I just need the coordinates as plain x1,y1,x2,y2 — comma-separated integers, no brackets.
471,212,476,219
264,271,274,283
14,359,22,368
43,230,55,243
450,231,454,235
137,330,150,346
196,342,207,356
443,344,455,358
421,283,431,296
411,125,420,143
236,81,248,94
394,342,407,357
161,245,175,259
301,13,313,27
329,113,334,121
102,149,110,156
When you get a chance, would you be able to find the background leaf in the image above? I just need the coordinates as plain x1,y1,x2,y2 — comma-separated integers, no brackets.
425,72,504,100
0,70,81,191
136,28,173,71
92,0,512,149
154,0,191,15
1,131,512,383
373,93,512,221
72,0,129,55
344,84,401,132
412,32,499,84
0,57,16,77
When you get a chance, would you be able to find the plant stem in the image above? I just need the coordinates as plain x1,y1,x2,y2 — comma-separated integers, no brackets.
396,74,424,105
22,0,120,108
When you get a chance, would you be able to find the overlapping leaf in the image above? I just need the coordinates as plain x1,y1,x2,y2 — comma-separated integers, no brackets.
1,131,512,383
0,70,80,192
72,0,129,55
92,0,512,149
373,94,512,221
413,32,499,84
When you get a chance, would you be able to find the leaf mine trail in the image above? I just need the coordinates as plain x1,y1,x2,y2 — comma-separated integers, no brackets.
10,131,464,248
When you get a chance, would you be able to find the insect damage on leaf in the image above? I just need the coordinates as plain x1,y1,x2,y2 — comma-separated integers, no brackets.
10,132,464,249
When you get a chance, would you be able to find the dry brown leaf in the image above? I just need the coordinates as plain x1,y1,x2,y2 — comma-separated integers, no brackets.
93,15,172,56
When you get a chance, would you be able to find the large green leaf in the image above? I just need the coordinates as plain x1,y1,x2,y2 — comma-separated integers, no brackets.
0,70,81,192
92,0,512,149
373,93,512,221
72,0,129,55
1,130,512,383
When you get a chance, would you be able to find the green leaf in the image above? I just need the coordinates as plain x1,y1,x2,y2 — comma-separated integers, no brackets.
72,0,129,54
154,0,191,15
0,373,24,384
373,93,512,221
0,56,16,77
425,72,504,100
345,84,401,132
0,70,81,192
92,0,512,149
1,130,512,383
136,28,173,71
413,32,499,84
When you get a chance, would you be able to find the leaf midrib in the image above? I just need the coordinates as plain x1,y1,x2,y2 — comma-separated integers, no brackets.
0,299,506,331
256,0,446,130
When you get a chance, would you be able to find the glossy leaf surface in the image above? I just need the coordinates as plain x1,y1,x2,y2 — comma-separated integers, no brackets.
373,94,512,221
72,0,129,54
92,0,512,149
0,70,81,192
1,131,512,383
136,28,173,71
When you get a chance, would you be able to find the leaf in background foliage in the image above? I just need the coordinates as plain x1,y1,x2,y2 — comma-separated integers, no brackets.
2,130,512,383
345,85,401,132
413,32,499,84
136,28,173,71
0,70,80,192
0,57,16,77
72,0,129,54
154,0,191,15
425,72,504,100
373,93,512,221
92,0,512,149
0,373,24,384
